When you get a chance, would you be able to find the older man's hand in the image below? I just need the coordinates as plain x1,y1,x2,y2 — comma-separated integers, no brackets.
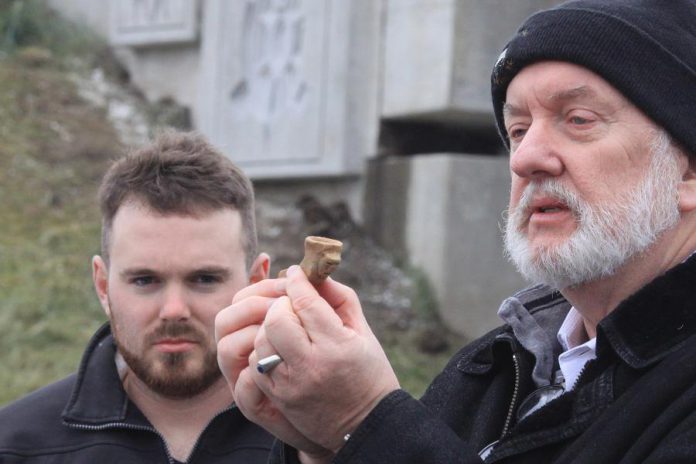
215,279,333,460
216,265,400,455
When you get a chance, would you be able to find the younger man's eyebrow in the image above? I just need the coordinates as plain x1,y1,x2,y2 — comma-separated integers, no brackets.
188,267,232,278
120,267,157,278
119,266,233,281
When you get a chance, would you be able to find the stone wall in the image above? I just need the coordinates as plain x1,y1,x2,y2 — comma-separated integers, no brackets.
365,154,525,339
47,0,564,338
368,0,558,336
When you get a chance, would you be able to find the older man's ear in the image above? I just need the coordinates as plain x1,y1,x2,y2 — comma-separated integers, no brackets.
678,154,696,213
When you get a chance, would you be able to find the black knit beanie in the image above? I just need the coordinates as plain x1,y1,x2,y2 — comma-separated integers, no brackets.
491,0,696,157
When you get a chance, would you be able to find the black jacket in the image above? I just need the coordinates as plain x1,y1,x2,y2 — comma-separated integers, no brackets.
277,254,696,463
0,324,274,463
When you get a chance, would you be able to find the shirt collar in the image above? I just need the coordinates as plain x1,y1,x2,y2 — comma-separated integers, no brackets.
557,307,590,351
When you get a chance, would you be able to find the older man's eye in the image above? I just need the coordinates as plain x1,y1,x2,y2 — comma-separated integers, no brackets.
566,110,597,127
507,127,527,141
569,116,590,125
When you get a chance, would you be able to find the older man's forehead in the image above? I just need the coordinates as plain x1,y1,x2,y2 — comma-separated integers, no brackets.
504,84,600,114
547,85,598,102
504,63,632,113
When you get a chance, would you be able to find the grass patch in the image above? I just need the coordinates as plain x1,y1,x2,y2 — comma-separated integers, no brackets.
378,267,463,397
383,332,459,398
0,60,116,403
0,2,120,404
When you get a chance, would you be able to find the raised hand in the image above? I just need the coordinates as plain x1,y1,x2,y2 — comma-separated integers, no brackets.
244,265,400,453
215,279,332,459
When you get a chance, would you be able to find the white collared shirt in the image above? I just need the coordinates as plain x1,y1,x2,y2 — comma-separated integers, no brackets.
557,307,596,391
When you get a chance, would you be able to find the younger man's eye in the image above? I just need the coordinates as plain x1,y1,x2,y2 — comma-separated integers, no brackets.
131,276,155,287
193,274,221,285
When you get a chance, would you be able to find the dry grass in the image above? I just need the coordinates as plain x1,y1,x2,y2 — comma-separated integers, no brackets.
0,50,121,405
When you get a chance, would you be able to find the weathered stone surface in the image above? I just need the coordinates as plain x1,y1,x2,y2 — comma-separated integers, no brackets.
196,0,381,179
382,0,561,122
113,45,200,107
365,153,527,339
109,0,199,46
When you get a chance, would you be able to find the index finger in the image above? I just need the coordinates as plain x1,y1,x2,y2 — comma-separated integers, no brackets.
232,277,288,304
215,296,274,342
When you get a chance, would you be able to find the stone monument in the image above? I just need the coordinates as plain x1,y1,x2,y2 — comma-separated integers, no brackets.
109,0,199,46
196,0,381,179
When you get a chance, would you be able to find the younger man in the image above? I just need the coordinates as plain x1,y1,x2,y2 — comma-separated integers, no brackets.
0,132,274,463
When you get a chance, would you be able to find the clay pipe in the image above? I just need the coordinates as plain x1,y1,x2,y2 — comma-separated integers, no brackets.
278,236,343,285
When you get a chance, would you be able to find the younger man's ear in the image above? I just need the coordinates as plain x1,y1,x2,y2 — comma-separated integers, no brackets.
92,255,112,319
248,252,271,284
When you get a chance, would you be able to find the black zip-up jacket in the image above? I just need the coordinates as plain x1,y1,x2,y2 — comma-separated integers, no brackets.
275,253,696,463
0,324,274,463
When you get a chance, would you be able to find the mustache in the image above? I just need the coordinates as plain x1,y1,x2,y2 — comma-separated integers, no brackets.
148,322,205,344
516,179,583,216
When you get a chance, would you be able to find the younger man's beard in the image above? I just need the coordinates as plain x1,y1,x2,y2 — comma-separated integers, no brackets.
504,132,681,290
111,312,222,399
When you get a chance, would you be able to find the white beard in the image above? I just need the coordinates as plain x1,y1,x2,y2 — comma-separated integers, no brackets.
504,132,681,290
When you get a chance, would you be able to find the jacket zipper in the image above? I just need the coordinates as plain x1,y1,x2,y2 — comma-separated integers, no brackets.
500,352,521,438
185,405,235,461
570,359,595,391
64,421,177,463
65,405,236,464
498,351,593,443
478,351,522,460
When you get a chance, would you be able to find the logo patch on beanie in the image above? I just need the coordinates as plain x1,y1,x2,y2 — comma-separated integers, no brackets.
495,48,508,68
493,48,508,84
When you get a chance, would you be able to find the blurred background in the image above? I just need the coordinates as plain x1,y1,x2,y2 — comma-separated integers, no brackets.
0,0,560,405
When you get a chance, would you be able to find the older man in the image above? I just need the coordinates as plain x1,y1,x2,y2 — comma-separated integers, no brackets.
0,132,274,463
216,0,696,462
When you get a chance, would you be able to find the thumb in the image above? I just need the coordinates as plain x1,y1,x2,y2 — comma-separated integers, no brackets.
314,277,369,333
284,266,344,336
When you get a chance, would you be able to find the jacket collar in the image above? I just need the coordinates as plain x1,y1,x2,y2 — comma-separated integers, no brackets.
598,253,696,369
462,253,696,377
62,323,149,426
497,285,570,386
458,287,569,383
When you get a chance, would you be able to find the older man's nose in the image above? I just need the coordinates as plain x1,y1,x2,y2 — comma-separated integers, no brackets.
509,122,564,180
